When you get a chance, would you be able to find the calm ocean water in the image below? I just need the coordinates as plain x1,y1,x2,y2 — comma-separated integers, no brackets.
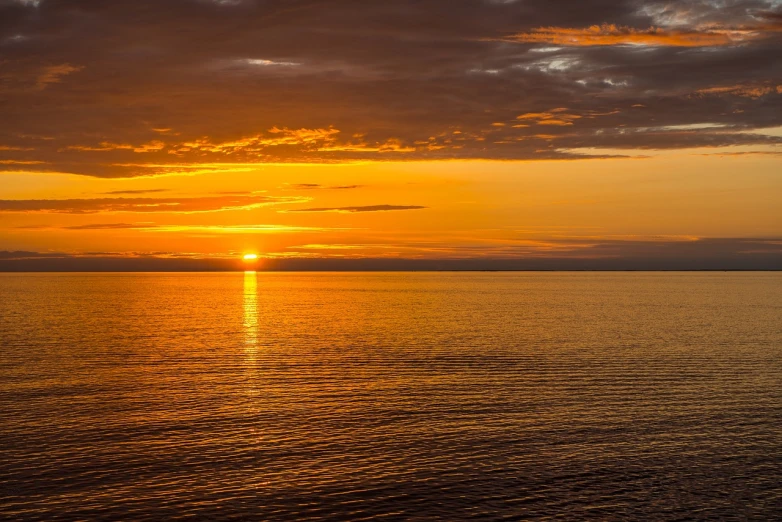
0,272,780,520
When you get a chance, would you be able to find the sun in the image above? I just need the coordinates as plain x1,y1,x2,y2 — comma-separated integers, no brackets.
242,253,259,262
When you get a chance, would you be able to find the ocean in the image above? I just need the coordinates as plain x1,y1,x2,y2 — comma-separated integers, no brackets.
1,272,780,520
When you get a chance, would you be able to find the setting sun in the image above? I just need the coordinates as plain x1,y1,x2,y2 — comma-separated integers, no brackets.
243,254,258,262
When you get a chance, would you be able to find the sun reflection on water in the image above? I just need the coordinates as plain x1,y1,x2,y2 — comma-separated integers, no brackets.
243,271,258,354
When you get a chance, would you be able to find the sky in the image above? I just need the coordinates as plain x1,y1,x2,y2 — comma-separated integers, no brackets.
0,0,780,270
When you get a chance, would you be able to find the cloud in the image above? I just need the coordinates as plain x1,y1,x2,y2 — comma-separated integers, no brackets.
19,223,334,233
500,24,758,47
0,194,306,214
697,150,782,157
35,64,83,90
242,58,301,67
0,159,45,165
517,109,583,126
167,128,415,157
696,83,782,98
100,189,170,195
292,244,365,250
0,0,780,175
288,184,363,190
170,127,340,155
285,205,428,213
63,141,165,153
60,223,158,230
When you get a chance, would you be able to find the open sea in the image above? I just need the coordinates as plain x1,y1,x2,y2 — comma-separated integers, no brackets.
0,272,780,520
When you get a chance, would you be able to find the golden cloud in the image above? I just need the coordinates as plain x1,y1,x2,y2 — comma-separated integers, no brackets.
35,64,83,90
502,24,766,47
63,141,165,153
695,84,782,99
517,109,582,126
0,194,308,214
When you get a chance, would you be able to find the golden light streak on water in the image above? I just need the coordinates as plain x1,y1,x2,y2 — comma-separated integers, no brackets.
243,271,258,355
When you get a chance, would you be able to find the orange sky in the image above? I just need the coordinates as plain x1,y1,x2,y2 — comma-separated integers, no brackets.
2,150,780,266
1,0,780,269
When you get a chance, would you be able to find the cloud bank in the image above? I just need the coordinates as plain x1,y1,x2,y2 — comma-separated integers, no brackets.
0,0,780,176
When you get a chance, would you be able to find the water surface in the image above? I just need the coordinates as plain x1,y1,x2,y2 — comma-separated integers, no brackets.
1,273,780,520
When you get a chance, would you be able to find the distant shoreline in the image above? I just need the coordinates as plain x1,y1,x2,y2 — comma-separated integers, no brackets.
1,254,780,273
1,269,780,273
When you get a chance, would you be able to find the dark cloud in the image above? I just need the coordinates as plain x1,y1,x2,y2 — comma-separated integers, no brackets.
286,205,427,213
13,223,155,230
0,0,780,176
16,222,325,233
61,223,157,230
0,194,305,213
100,189,169,195
289,184,363,190
0,250,67,260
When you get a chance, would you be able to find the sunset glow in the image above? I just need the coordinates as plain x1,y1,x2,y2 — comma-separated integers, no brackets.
0,0,779,270
2,2,781,520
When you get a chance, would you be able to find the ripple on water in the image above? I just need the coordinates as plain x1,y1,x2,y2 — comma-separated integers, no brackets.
0,272,780,520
